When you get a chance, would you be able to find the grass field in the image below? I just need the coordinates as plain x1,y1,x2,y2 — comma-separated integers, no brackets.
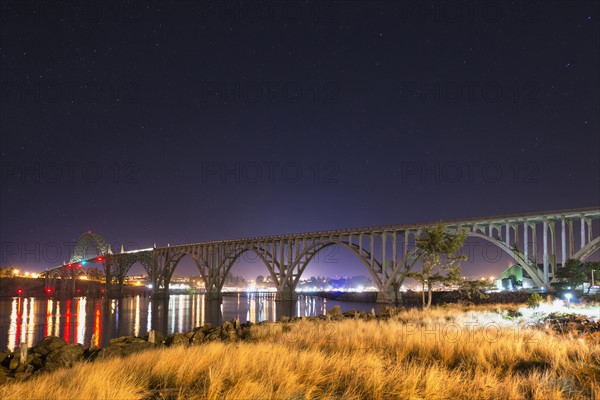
1,305,598,399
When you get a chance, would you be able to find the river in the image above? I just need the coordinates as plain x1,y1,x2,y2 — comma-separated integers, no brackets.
0,294,380,351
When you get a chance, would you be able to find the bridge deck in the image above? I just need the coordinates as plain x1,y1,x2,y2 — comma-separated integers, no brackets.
161,206,600,248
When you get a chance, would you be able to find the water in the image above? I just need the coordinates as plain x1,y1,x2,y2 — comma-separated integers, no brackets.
0,294,379,351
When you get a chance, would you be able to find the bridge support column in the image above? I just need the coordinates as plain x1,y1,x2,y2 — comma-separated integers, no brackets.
276,283,297,301
561,218,566,267
581,216,586,249
377,280,402,304
376,288,402,304
205,284,222,301
105,264,112,298
543,219,549,285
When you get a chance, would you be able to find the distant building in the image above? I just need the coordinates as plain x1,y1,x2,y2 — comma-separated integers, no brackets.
496,263,562,290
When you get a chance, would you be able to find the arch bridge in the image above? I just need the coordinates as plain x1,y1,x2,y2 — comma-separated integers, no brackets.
44,207,600,302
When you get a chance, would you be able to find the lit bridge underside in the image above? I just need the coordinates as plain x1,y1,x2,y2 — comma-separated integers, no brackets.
43,207,600,303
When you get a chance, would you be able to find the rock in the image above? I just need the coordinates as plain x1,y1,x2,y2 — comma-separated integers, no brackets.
109,336,135,344
165,333,188,347
379,305,397,318
200,323,214,333
30,355,44,369
0,352,7,365
8,358,19,370
121,340,152,357
95,345,123,360
0,367,9,385
326,305,342,317
278,316,290,323
190,330,205,345
204,329,221,342
148,331,166,344
45,344,84,370
222,321,233,331
32,336,66,356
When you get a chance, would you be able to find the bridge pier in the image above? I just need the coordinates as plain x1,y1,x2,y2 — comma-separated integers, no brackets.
276,284,297,302
376,286,402,305
205,287,223,301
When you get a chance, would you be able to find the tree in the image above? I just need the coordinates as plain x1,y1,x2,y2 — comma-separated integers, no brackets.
407,224,467,309
527,292,543,309
555,259,588,293
585,261,600,292
460,279,494,300
256,275,265,284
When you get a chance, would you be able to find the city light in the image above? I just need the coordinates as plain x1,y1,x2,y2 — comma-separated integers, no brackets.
564,293,572,309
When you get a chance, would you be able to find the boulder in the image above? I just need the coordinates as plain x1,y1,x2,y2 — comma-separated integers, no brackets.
44,344,84,370
0,367,9,385
190,330,205,345
165,333,188,347
326,305,343,317
8,358,19,370
222,321,233,331
109,336,135,344
32,336,66,356
121,340,153,357
144,331,166,344
95,345,123,360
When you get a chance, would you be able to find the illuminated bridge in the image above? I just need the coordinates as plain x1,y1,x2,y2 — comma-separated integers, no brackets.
43,207,600,303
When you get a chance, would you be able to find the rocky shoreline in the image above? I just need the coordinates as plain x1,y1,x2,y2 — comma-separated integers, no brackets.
1,305,599,386
0,305,386,385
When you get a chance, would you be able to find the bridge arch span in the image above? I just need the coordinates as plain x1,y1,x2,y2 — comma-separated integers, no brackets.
572,236,600,262
465,232,544,287
69,232,110,263
221,246,279,285
162,250,210,290
292,240,382,289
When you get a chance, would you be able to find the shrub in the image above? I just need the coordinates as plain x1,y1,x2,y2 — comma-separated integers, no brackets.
527,292,543,309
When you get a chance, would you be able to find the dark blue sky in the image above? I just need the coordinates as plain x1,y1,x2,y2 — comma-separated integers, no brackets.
1,1,599,279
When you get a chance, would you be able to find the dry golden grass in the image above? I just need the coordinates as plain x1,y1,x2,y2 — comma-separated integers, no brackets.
1,305,598,399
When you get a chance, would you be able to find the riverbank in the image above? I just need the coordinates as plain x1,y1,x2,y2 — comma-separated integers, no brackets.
1,304,598,399
0,277,150,298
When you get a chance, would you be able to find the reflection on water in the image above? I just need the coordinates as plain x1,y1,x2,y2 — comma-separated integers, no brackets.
0,294,379,351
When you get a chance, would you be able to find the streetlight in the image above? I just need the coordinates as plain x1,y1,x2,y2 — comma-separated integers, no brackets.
564,293,572,309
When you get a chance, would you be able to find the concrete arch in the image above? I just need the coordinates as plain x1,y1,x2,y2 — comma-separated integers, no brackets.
164,251,209,288
466,232,544,287
572,236,600,262
111,252,153,278
221,246,279,289
293,240,382,288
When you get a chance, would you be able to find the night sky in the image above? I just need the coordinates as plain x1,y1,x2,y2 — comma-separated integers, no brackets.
1,1,599,280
